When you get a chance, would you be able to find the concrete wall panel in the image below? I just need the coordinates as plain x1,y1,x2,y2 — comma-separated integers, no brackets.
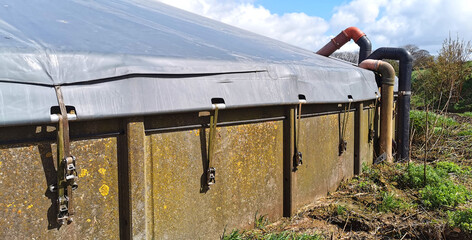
148,121,284,239
0,138,120,239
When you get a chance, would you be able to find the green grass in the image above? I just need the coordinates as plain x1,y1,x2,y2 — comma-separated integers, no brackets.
336,205,346,216
436,161,463,173
398,164,448,188
222,230,323,240
410,110,459,135
448,209,472,232
459,112,472,118
254,213,270,230
397,162,471,209
377,191,411,212
458,128,472,136
420,180,471,208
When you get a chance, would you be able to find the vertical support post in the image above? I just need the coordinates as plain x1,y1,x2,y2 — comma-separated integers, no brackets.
126,118,153,239
283,107,296,217
354,102,364,175
118,132,131,240
373,102,380,157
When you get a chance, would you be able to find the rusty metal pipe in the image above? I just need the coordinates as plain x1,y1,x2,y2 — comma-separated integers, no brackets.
316,26,372,63
359,59,395,162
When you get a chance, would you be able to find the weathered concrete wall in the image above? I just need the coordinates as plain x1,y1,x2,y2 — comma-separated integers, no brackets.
148,121,284,239
293,113,355,211
0,102,377,239
362,107,375,167
0,138,120,239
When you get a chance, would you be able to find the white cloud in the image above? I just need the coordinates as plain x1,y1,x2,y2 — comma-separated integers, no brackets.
332,0,472,54
156,0,330,51
330,0,388,28
156,0,472,54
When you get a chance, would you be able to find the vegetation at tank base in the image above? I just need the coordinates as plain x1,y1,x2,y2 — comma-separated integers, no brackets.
254,213,270,230
222,230,323,240
448,209,472,233
376,191,410,213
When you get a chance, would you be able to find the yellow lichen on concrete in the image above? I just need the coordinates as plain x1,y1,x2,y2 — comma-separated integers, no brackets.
99,184,110,196
98,168,106,175
79,169,89,178
0,136,120,239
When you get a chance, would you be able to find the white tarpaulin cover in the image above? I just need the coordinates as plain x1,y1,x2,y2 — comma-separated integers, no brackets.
0,0,378,126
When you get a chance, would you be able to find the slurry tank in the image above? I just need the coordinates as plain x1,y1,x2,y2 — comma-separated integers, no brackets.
0,1,394,239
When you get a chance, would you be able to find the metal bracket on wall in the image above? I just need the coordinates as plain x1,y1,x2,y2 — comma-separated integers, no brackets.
293,97,305,170
206,102,225,188
50,86,78,225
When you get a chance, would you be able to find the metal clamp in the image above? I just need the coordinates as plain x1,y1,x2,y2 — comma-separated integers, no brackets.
294,99,305,169
339,98,353,155
54,86,77,225
339,140,347,155
294,151,303,166
206,102,224,188
64,156,77,180
368,129,375,143
398,91,411,96
207,167,216,185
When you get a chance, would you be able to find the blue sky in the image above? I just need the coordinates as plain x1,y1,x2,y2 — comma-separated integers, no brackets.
157,0,472,55
254,0,345,20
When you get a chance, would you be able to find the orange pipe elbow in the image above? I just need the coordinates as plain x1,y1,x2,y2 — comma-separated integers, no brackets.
343,27,366,42
316,26,367,57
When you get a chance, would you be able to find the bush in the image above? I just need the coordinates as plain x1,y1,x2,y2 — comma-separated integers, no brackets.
398,162,471,208
448,209,472,232
420,180,471,208
410,110,459,135
398,163,448,188
435,161,462,174
459,112,472,118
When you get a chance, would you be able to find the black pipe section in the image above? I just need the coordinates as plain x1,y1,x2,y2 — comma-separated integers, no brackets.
367,47,413,161
357,36,372,63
